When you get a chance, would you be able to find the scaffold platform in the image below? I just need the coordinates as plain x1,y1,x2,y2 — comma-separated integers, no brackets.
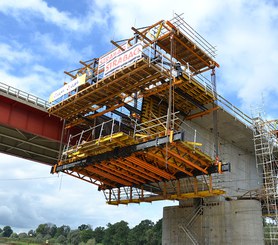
48,14,227,204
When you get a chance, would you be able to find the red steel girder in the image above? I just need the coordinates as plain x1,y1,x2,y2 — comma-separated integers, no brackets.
0,95,67,142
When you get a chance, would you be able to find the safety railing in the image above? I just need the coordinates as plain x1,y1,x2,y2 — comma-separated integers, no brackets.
0,81,50,109
61,118,120,161
183,66,253,128
171,13,217,58
179,120,215,159
134,112,181,140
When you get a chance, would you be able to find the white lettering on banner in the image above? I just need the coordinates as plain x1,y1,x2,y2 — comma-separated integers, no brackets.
104,43,143,77
99,43,128,68
49,74,86,103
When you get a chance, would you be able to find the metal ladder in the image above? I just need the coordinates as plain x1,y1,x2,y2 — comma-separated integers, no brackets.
252,117,278,244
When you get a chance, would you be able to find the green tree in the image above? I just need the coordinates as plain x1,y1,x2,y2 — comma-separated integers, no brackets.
56,225,71,238
49,224,57,237
78,224,91,231
86,238,96,245
93,226,105,243
28,229,35,237
67,229,81,245
36,223,49,236
80,229,93,243
128,219,154,245
18,232,28,239
77,224,93,243
150,219,162,245
10,232,18,239
44,234,52,243
35,233,44,243
103,220,130,245
3,226,13,237
56,234,67,244
36,223,57,237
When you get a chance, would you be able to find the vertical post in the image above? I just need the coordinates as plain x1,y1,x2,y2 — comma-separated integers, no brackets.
209,175,213,193
134,92,138,110
134,33,139,113
117,188,121,204
134,33,139,44
194,177,198,195
211,67,219,158
109,189,112,203
129,187,132,202
163,182,167,198
58,119,66,161
177,179,181,198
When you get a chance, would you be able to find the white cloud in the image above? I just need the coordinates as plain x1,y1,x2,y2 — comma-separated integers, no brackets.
33,33,82,62
0,43,35,72
0,0,107,32
0,40,69,99
0,154,169,231
0,65,61,99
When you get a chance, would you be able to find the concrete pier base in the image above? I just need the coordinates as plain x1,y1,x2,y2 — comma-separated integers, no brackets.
162,199,264,245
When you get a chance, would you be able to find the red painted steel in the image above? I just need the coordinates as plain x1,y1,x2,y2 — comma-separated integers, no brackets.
0,95,64,142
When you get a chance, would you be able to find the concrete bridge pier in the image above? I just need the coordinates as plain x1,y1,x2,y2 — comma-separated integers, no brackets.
162,198,264,245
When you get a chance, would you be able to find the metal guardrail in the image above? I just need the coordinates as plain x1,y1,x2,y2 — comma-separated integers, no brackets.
188,71,253,128
171,13,217,58
0,81,50,109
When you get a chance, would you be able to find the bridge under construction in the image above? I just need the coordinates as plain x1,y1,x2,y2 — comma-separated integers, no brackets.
1,13,277,244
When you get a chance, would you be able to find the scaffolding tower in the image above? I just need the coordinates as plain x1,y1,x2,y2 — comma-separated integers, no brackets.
253,117,278,244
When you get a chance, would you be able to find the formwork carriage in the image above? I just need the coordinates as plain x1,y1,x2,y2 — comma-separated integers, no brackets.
48,14,226,204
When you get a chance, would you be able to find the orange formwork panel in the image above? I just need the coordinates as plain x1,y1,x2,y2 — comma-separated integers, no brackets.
48,58,169,121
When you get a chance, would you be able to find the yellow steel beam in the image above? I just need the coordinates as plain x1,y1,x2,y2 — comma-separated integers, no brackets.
180,141,212,162
100,164,141,185
63,170,101,187
173,142,211,167
185,106,219,120
109,161,147,184
86,165,132,186
115,159,161,182
155,23,163,39
146,151,193,177
127,155,175,180
67,168,116,188
107,189,225,205
166,149,208,174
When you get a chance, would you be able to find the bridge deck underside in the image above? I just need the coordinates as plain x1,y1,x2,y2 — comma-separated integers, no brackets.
0,124,60,165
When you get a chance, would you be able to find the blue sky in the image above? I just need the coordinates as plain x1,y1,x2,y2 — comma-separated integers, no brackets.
0,0,278,232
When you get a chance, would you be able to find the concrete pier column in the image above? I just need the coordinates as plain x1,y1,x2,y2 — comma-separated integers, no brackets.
162,199,264,245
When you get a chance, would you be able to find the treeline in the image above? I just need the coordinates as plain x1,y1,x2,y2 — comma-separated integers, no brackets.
0,219,162,245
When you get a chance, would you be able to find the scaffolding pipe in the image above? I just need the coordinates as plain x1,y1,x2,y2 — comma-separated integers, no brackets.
211,67,219,158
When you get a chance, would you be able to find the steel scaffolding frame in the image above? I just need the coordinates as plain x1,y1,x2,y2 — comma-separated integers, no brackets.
253,117,278,244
